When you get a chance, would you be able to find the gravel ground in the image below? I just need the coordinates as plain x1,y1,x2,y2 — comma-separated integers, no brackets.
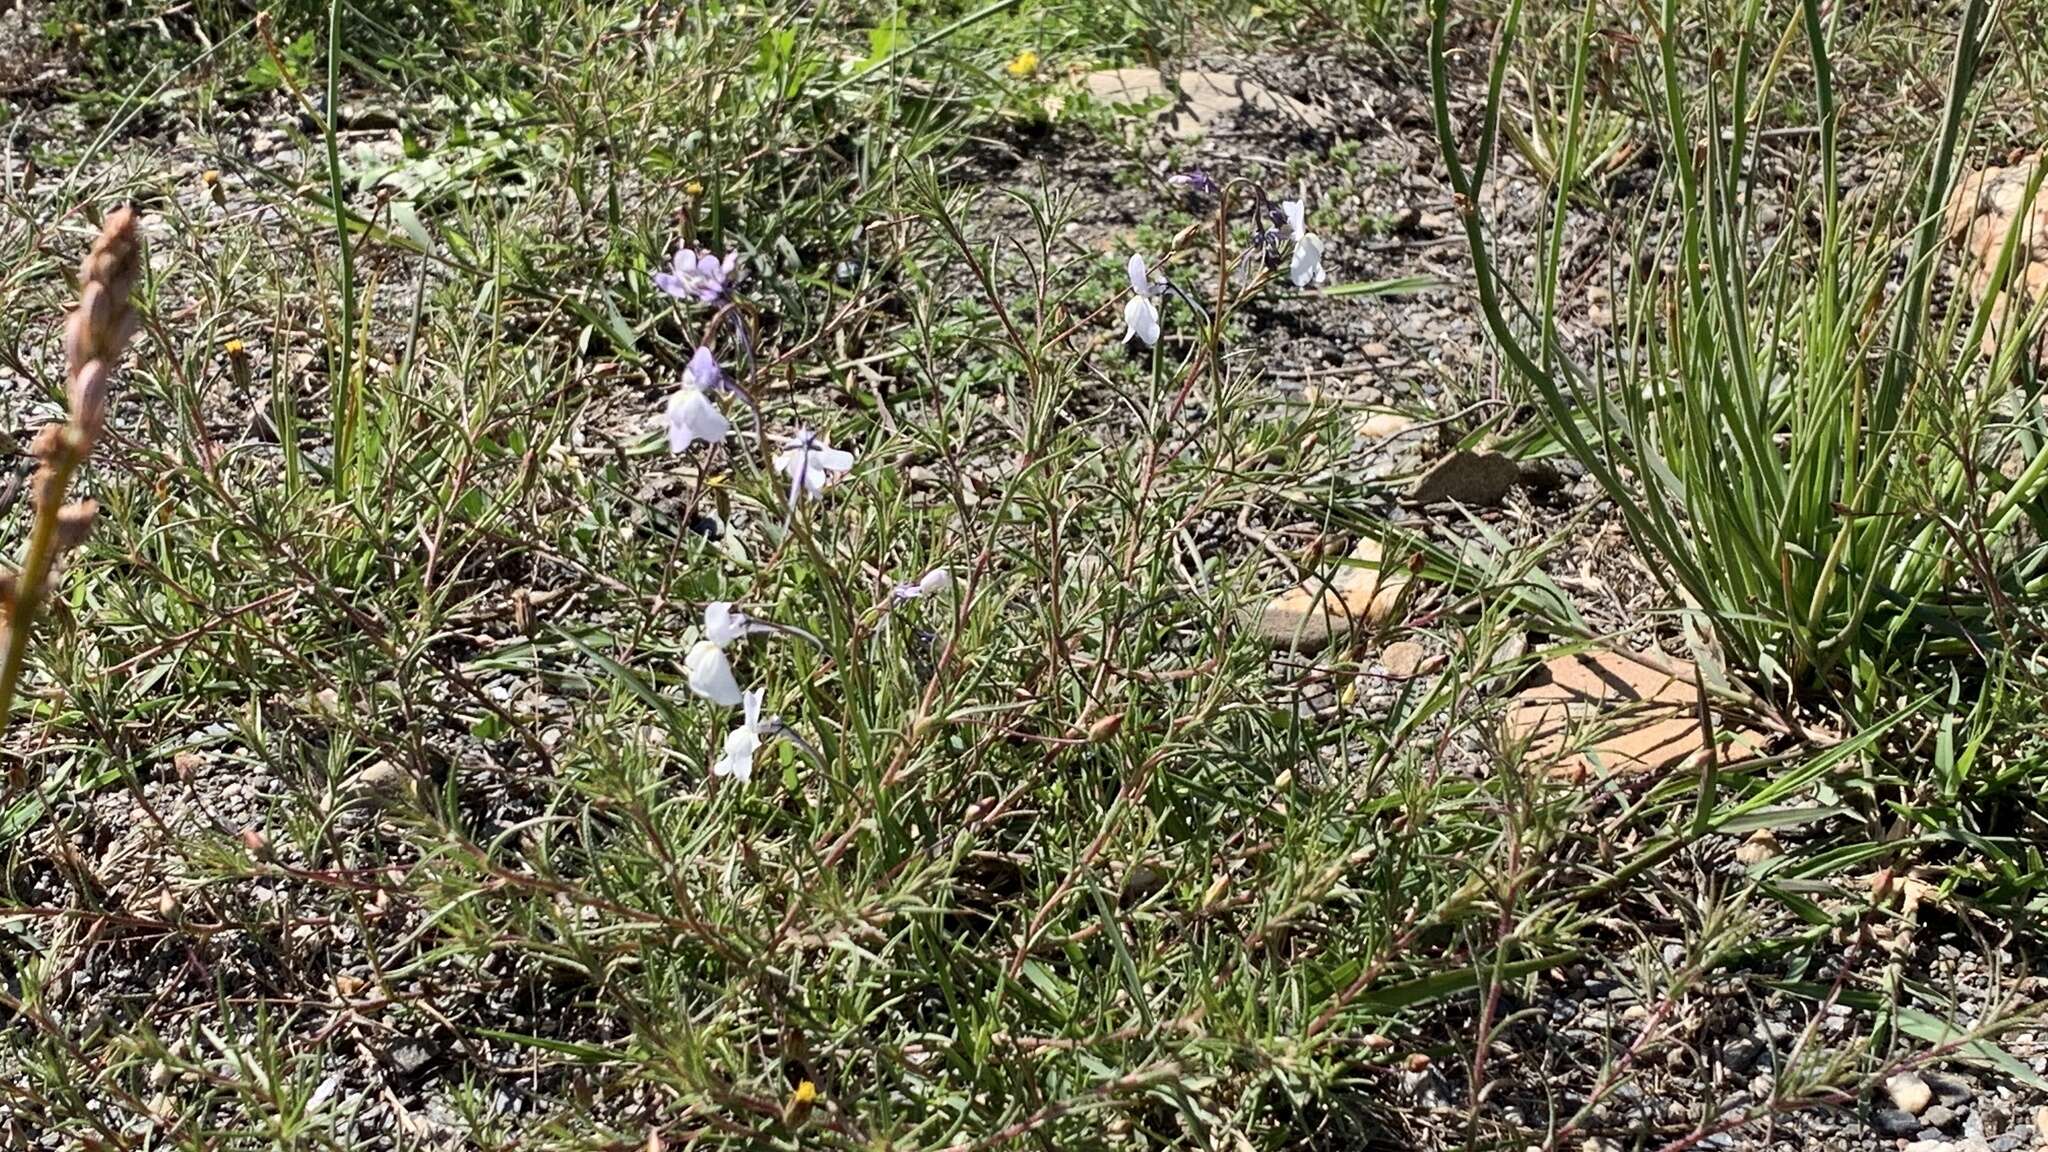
2,16,2045,1150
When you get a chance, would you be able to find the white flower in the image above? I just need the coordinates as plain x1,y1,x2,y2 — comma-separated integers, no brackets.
1123,295,1160,346
665,347,730,452
703,600,759,647
1280,199,1327,288
1123,253,1162,346
684,639,743,707
712,689,766,783
1281,199,1309,241
1127,252,1157,297
893,567,954,600
772,429,857,504
1289,232,1326,288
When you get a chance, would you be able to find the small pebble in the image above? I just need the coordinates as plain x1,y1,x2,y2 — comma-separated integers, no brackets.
1888,1071,1935,1116
1876,1108,1926,1137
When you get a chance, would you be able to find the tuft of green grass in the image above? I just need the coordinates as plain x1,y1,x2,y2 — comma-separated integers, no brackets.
1433,0,2048,715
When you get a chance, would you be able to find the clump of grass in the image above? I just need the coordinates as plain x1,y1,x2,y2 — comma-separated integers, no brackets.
1431,0,2042,718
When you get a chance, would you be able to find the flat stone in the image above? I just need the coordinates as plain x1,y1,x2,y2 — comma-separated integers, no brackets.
1875,1108,1924,1137
1357,411,1418,440
1504,648,1770,779
1734,828,1782,865
1929,1072,1974,1106
1406,449,1520,507
1946,153,2048,361
1253,536,1409,652
1924,1105,1957,1130
1379,640,1430,679
1082,67,1326,139
344,759,411,805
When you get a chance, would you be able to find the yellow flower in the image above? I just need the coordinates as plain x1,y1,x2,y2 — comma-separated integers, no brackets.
200,170,220,187
1005,50,1039,79
224,339,247,356
784,1079,818,1125
685,180,705,197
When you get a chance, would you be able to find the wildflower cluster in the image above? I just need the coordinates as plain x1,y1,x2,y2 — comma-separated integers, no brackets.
1122,181,1328,347
646,241,927,787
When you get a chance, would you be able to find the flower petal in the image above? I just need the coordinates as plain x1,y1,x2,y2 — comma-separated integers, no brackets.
713,725,758,782
1123,294,1160,346
667,388,730,451
809,446,855,474
685,346,723,392
684,640,744,707
1289,233,1326,288
704,601,747,647
1126,253,1151,298
1281,199,1307,242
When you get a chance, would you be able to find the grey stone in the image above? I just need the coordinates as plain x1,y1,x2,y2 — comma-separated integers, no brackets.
1405,449,1520,507
1876,1108,1925,1137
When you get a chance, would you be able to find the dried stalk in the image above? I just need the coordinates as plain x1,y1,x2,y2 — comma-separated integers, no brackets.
0,208,139,772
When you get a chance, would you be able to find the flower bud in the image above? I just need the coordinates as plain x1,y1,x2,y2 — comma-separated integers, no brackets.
67,360,109,442
241,827,273,861
54,501,97,551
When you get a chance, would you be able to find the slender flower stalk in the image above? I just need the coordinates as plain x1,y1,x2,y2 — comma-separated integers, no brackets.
0,208,139,763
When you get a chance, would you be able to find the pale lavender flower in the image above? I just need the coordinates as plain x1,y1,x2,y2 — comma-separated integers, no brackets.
712,689,766,783
1167,169,1219,196
712,602,761,647
685,345,723,391
772,429,857,504
654,246,737,303
1289,232,1326,287
666,349,732,452
1281,199,1309,241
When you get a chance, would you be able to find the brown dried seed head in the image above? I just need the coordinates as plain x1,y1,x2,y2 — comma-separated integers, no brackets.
27,422,60,461
54,501,98,551
65,208,141,381
83,206,140,288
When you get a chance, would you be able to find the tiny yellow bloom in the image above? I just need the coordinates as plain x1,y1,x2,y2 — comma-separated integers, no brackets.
784,1079,819,1126
224,339,247,356
1005,50,1039,79
685,180,705,197
200,170,220,187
